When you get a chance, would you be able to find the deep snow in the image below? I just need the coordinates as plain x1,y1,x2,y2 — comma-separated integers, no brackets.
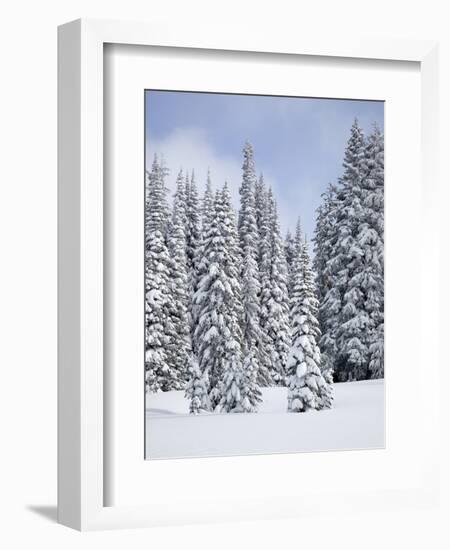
145,379,384,459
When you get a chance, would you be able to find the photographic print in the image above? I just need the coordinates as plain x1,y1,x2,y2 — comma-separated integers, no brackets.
144,90,384,460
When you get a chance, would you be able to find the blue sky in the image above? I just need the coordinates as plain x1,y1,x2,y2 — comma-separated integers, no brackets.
145,90,384,239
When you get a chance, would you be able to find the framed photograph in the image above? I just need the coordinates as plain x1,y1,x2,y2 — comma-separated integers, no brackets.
58,19,440,530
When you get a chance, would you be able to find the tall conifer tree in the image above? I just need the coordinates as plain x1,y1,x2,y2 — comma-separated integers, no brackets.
193,188,243,410
255,177,274,386
313,183,340,380
363,124,384,378
334,120,370,380
287,240,332,411
260,190,291,385
284,229,296,291
166,172,190,385
145,157,178,391
185,170,202,339
238,143,263,381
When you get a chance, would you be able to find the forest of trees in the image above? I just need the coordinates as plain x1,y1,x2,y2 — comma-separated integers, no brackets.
145,119,384,413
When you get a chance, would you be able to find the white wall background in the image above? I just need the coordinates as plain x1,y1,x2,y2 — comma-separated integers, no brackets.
0,0,448,547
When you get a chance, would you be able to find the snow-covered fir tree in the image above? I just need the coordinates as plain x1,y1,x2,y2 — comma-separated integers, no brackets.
260,190,291,385
313,185,335,303
256,181,271,380
145,157,179,391
255,173,267,241
313,183,340,381
185,170,202,339
241,347,263,410
184,172,191,252
192,189,226,407
190,170,216,354
202,169,214,236
254,173,271,289
145,155,170,241
287,240,332,412
294,218,303,255
238,142,264,386
221,183,244,342
217,346,245,413
363,124,384,378
192,187,243,410
364,125,384,250
185,171,201,273
254,176,274,386
166,172,191,385
185,355,210,414
238,143,257,231
368,322,384,379
284,229,296,289
287,218,303,294
219,345,262,413
145,229,173,392
333,120,371,381
172,170,188,230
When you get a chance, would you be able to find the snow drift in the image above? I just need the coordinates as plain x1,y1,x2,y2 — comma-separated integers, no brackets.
146,379,384,459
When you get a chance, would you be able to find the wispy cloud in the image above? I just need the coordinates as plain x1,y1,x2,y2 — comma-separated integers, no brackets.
147,127,242,204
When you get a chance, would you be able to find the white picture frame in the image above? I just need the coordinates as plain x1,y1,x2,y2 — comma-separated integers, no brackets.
58,18,440,530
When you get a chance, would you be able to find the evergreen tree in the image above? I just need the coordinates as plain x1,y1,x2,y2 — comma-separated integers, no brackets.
238,143,257,229
192,188,243,410
362,124,384,378
313,183,340,380
255,177,274,386
145,157,178,391
191,170,214,354
287,241,332,412
294,218,303,255
145,230,173,392
186,171,202,273
145,155,170,241
173,169,188,229
287,218,303,294
185,355,210,414
202,169,214,236
334,120,370,381
364,125,384,248
192,189,225,407
260,190,291,385
217,348,245,413
221,183,244,342
313,186,334,303
185,170,202,340
238,142,263,384
368,323,384,379
284,229,296,289
166,172,190,385
255,173,267,241
241,347,263,410
219,346,262,412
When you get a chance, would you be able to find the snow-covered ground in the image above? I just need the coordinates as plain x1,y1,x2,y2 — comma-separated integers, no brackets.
145,379,385,459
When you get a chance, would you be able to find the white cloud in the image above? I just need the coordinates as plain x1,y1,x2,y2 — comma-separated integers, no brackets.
146,127,243,208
